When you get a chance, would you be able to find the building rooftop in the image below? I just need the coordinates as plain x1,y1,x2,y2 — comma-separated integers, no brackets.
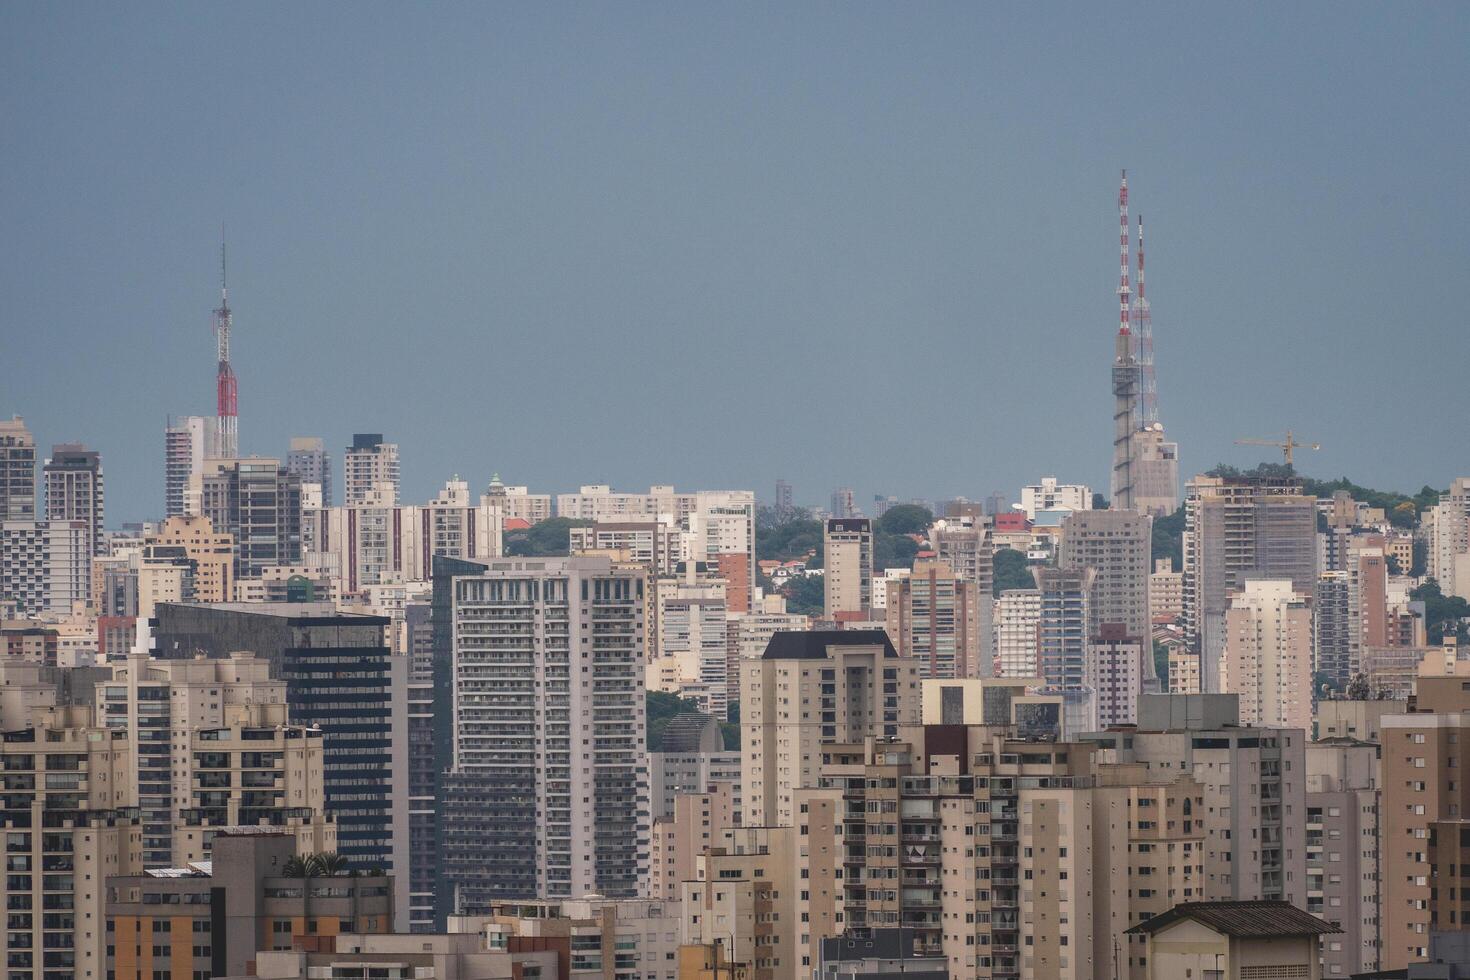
762,630,897,660
1126,900,1341,938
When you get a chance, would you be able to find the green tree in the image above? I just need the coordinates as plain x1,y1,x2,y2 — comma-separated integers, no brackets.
757,518,824,565
1152,641,1169,687
876,504,933,537
782,574,825,616
992,549,1033,596
874,533,919,572
1151,505,1185,568
721,701,740,750
1411,580,1470,644
503,517,594,556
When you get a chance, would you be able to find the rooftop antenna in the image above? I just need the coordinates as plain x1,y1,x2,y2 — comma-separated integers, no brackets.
1135,214,1158,425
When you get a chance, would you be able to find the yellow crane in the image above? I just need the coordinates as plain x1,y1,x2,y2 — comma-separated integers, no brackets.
1234,430,1321,467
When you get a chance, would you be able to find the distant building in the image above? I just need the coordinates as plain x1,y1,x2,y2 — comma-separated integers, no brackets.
43,444,104,597
1086,623,1145,727
829,486,856,519
884,559,985,678
824,518,873,618
1221,579,1313,731
0,416,36,521
1130,422,1180,517
195,457,303,579
1019,477,1090,520
482,474,554,525
994,588,1040,678
164,415,210,517
343,432,400,505
1149,557,1183,622
774,478,793,518
286,434,333,507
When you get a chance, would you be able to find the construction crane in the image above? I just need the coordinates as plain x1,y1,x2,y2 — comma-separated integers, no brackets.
1234,430,1320,467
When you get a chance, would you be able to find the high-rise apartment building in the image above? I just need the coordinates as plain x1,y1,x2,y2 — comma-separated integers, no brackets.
994,588,1040,678
651,573,730,718
884,559,985,678
481,474,554,525
1305,737,1380,978
343,433,400,505
1033,566,1094,693
823,518,873,618
569,520,682,576
96,652,331,867
1381,668,1470,968
148,601,406,922
0,519,89,615
740,630,919,827
143,514,234,602
1427,477,1470,599
439,556,648,911
1084,694,1308,907
43,443,104,565
1183,474,1318,690
195,457,302,579
1085,622,1145,726
0,705,141,980
1018,477,1091,519
1059,507,1152,641
0,416,36,520
286,435,333,507
1221,579,1313,731
929,514,995,671
164,415,210,517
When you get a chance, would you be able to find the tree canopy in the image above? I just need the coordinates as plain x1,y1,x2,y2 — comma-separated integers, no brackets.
503,517,594,556
1411,580,1470,644
877,504,933,536
992,548,1034,596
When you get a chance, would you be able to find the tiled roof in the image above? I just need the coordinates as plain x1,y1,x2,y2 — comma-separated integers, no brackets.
1125,901,1341,938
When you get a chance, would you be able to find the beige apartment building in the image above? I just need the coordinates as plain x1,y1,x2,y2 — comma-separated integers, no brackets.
458,897,684,980
823,518,873,618
1221,579,1313,731
1058,507,1153,641
648,782,737,902
740,630,919,827
1380,668,1470,968
0,705,141,980
143,513,235,601
994,589,1040,678
884,559,985,678
1306,737,1380,978
1148,557,1183,622
1316,697,1408,743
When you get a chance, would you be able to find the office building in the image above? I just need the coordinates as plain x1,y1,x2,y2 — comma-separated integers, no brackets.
1220,579,1313,731
105,828,393,980
740,630,919,827
1183,474,1317,690
884,559,985,678
439,556,648,911
163,415,210,518
0,705,141,980
1305,737,1380,977
148,602,406,922
0,416,36,520
195,457,303,579
823,518,873,618
1018,477,1090,519
285,435,333,507
343,432,400,505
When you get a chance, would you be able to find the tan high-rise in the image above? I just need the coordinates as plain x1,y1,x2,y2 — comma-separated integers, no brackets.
823,518,872,617
884,559,985,678
1220,579,1313,731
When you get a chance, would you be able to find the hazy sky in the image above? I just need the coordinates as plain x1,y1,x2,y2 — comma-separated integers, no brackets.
3,3,1467,523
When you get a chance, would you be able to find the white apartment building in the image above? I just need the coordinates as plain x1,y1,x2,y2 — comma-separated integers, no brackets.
1019,476,1091,520
994,588,1041,678
443,556,648,907
651,574,729,718
1428,477,1470,599
483,475,553,524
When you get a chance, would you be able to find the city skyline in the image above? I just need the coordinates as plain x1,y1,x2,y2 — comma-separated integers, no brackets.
4,4,1467,523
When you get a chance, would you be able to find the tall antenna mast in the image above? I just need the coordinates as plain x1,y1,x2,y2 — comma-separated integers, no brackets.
214,229,238,459
1135,214,1158,425
1111,170,1139,511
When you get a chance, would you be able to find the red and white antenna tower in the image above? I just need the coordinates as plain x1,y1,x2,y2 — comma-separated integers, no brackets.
214,235,238,459
1134,214,1157,425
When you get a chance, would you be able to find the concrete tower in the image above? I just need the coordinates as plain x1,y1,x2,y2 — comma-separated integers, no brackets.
1110,171,1139,510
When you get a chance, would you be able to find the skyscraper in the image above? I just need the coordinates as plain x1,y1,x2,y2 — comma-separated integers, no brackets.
286,435,333,507
344,433,400,505
43,443,104,561
164,415,210,517
0,416,36,520
439,556,648,911
1058,507,1152,641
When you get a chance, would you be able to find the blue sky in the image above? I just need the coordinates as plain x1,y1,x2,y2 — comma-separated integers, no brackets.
3,3,1467,522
